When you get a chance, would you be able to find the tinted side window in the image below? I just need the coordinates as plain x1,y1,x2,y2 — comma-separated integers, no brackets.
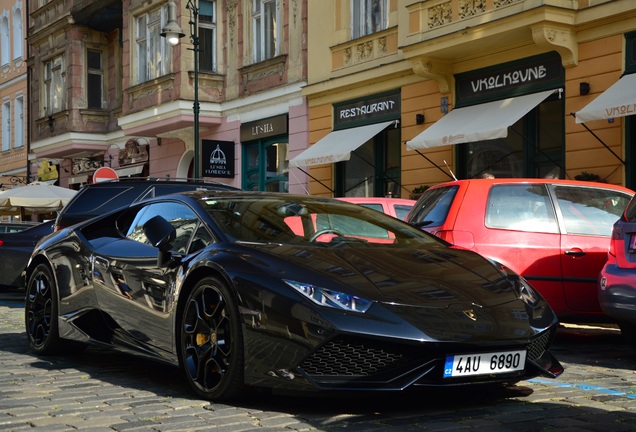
64,186,137,214
316,214,390,239
394,205,412,221
408,186,458,227
125,202,199,253
485,184,558,233
359,204,383,213
552,185,632,236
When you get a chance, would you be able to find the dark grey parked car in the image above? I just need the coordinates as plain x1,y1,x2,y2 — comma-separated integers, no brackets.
0,221,54,288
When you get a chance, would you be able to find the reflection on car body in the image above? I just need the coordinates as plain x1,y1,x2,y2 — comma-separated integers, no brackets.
337,197,415,221
25,190,563,401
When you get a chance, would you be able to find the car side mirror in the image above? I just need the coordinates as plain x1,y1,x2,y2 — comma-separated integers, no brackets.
143,215,176,267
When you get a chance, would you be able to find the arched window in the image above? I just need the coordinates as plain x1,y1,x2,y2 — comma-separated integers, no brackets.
0,15,10,66
12,6,23,60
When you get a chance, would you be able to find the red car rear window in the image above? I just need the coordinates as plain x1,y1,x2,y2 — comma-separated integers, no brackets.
408,186,458,228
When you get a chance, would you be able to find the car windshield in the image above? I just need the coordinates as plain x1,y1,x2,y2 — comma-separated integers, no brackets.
202,196,438,247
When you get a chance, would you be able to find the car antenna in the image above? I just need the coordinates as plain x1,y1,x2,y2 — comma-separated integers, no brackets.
444,160,458,181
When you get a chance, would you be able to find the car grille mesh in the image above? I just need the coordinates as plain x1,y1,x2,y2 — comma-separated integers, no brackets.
300,328,556,378
526,327,555,361
299,336,411,377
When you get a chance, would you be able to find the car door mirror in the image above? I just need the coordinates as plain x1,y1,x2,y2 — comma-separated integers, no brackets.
143,215,178,268
143,215,176,252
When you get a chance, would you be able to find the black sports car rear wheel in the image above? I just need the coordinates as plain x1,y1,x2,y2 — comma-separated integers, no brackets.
25,264,63,355
180,277,244,400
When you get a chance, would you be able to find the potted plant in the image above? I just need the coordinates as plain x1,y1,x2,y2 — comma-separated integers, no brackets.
410,185,429,200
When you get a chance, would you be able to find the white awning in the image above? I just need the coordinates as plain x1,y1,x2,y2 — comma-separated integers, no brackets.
575,73,636,123
406,90,555,150
289,120,396,168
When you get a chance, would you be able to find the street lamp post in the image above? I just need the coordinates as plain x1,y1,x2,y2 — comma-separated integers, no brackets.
161,0,201,179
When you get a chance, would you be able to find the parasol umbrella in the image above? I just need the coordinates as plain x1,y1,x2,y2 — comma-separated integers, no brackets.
0,182,77,217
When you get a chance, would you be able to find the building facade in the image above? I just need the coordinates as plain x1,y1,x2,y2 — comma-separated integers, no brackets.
298,0,636,198
0,0,28,197
27,0,308,192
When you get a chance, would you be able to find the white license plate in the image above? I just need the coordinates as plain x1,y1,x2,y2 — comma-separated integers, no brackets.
443,350,526,378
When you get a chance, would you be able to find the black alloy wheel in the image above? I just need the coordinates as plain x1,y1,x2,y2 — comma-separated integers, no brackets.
25,264,62,355
180,277,244,400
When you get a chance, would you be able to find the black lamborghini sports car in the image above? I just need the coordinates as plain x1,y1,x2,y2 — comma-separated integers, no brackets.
24,190,563,400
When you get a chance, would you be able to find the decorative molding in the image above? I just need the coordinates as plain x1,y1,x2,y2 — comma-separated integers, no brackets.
239,55,287,92
226,0,238,48
531,24,578,67
428,1,452,29
459,0,486,19
410,57,452,94
125,74,175,104
340,36,388,67
494,0,521,7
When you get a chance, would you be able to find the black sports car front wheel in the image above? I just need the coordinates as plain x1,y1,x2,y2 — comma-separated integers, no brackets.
25,264,62,355
180,277,245,400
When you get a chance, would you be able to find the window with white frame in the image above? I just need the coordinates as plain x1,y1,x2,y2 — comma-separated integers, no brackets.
199,0,217,72
12,5,23,60
136,5,171,83
351,0,387,39
0,15,9,66
43,55,65,116
87,50,103,109
14,96,24,148
252,0,280,63
2,100,10,151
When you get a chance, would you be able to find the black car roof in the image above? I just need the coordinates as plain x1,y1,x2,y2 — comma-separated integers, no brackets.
55,178,239,229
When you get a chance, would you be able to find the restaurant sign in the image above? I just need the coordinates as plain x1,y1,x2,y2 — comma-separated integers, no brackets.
334,91,401,129
456,52,564,107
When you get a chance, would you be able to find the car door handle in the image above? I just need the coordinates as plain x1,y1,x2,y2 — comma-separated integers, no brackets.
565,249,586,257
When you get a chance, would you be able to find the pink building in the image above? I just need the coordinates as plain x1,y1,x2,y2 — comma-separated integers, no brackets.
27,0,308,193
0,0,28,195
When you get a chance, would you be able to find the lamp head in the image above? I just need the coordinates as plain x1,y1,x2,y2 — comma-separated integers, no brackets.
160,1,185,45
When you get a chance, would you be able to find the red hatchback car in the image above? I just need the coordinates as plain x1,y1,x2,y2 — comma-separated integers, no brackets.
407,178,634,322
337,197,415,221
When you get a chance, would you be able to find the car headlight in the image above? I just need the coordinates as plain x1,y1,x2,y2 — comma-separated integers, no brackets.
515,276,540,306
284,280,373,313
489,259,540,306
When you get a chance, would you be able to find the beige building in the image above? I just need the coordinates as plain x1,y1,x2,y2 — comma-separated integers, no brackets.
298,0,636,198
0,0,28,198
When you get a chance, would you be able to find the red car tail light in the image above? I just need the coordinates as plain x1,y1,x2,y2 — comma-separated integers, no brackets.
608,226,621,257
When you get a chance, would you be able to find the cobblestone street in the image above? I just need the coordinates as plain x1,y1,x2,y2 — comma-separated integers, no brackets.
1,291,635,431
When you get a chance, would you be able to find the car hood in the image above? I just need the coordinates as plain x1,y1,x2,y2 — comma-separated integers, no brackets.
236,242,519,310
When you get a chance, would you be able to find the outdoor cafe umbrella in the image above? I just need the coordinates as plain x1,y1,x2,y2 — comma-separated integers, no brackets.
0,181,77,217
